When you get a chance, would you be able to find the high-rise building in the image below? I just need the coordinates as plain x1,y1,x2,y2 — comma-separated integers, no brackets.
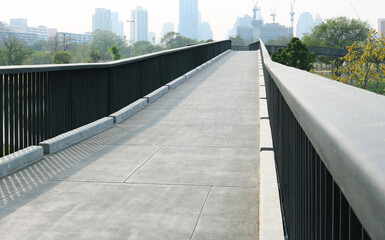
10,18,27,28
92,8,112,32
111,12,124,37
179,0,198,40
92,8,124,37
199,22,213,41
161,22,175,38
296,12,314,39
379,19,385,36
131,6,148,43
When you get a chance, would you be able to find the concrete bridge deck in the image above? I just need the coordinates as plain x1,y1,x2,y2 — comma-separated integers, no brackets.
0,51,260,239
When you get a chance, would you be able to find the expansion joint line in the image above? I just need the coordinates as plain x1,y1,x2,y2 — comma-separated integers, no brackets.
190,186,213,240
123,146,164,183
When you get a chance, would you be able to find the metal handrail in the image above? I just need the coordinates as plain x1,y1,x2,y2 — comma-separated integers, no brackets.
0,40,231,74
260,40,385,239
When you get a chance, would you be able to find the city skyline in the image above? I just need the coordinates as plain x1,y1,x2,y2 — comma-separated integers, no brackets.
1,0,383,40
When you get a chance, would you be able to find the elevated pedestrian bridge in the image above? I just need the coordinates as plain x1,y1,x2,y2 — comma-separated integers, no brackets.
1,40,384,239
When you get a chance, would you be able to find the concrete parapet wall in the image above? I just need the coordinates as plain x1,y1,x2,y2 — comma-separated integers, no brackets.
39,117,114,154
110,99,148,124
144,86,170,103
0,146,44,178
258,49,285,239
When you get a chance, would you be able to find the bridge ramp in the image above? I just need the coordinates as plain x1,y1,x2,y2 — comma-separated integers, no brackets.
0,51,260,240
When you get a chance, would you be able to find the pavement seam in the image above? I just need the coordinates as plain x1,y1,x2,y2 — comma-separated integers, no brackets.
122,146,164,183
190,186,213,240
125,181,258,189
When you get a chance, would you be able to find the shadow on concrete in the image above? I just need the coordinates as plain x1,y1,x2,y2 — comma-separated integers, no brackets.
0,51,236,219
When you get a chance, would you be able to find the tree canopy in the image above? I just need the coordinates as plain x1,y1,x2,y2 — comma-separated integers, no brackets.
90,30,126,61
1,38,33,65
161,32,197,49
52,51,72,64
333,30,385,94
229,35,250,46
272,37,315,71
302,17,372,49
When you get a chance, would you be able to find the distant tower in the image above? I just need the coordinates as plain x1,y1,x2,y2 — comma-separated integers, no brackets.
251,4,263,41
92,8,112,32
379,19,385,36
161,22,175,38
179,0,199,40
131,6,148,43
296,12,314,39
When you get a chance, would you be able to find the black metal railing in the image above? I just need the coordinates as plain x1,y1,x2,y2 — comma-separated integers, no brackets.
265,44,348,57
1,40,231,157
258,40,385,240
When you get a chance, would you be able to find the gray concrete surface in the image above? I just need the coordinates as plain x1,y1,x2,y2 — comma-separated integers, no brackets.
0,51,260,240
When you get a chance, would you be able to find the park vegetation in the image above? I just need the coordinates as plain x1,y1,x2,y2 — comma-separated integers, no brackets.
333,30,385,94
0,30,207,66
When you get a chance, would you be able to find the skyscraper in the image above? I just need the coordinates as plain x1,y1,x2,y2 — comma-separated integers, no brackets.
296,12,314,39
111,12,124,37
92,8,112,32
179,0,198,40
161,22,175,38
92,8,124,37
131,6,148,43
379,19,385,36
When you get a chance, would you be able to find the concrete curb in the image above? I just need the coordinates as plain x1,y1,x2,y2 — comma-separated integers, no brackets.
260,119,273,151
259,99,269,119
0,146,44,178
166,76,187,90
259,151,285,240
184,69,198,80
109,98,148,124
39,117,114,154
258,49,285,239
259,85,266,99
144,86,170,103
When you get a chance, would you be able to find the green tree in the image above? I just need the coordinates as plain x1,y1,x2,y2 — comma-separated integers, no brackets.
90,30,126,61
131,41,165,56
266,35,292,45
229,35,250,46
333,30,385,94
24,51,51,65
89,50,101,63
271,37,315,71
1,38,33,65
52,51,72,64
302,17,372,49
31,39,49,52
108,45,121,60
161,32,197,49
69,44,90,63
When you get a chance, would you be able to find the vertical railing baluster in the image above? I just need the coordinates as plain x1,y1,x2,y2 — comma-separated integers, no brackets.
0,74,3,157
15,73,20,152
9,74,14,154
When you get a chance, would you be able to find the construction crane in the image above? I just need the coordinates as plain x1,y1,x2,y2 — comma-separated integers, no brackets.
289,0,296,37
350,3,361,20
270,10,277,23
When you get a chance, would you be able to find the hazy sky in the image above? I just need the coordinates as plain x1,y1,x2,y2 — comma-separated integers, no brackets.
1,0,384,41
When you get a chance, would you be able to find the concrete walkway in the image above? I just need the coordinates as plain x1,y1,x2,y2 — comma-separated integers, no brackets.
0,51,260,240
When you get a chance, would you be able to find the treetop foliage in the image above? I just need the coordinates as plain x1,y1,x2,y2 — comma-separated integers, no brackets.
271,37,315,71
333,30,385,94
302,16,372,49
